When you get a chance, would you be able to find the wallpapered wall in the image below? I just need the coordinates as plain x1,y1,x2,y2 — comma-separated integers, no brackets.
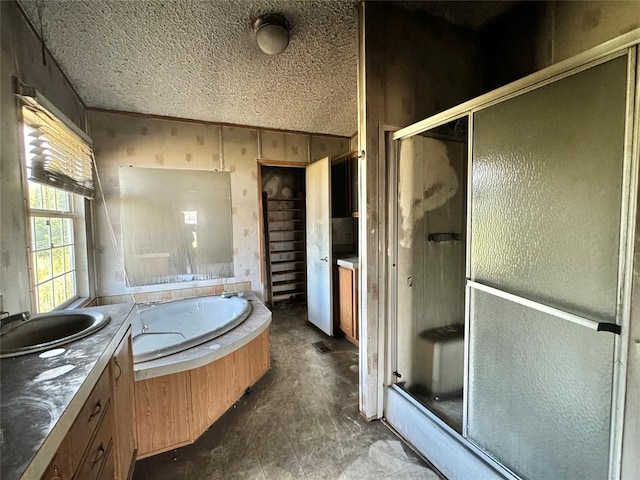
88,110,349,299
1,1,87,313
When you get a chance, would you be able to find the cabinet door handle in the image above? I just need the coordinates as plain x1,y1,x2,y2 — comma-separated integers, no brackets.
114,358,122,381
91,444,106,469
320,256,328,262
88,400,102,422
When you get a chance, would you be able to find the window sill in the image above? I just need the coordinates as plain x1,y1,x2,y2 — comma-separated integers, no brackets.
58,296,93,311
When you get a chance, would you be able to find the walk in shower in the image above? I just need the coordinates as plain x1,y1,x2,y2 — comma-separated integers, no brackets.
386,42,637,480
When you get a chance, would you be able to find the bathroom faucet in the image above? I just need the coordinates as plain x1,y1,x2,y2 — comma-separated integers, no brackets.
138,301,161,309
221,291,235,299
0,311,31,335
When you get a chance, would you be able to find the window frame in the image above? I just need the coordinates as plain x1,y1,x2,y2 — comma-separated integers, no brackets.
26,182,90,312
19,103,95,313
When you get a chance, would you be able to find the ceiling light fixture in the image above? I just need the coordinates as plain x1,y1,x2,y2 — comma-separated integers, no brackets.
254,14,290,55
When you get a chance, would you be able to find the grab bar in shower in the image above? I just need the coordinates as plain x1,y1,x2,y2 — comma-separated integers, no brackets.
466,280,621,335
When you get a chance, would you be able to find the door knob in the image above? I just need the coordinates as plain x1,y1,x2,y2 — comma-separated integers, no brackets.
320,256,329,262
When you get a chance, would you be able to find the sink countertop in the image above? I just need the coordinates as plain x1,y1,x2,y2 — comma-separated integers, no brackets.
0,302,135,480
336,257,359,269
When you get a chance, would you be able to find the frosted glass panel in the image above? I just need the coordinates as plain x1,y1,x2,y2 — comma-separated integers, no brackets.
120,167,233,286
467,288,614,480
395,119,468,432
471,56,627,320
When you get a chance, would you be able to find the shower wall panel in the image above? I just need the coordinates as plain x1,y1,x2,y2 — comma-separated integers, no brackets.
396,134,466,389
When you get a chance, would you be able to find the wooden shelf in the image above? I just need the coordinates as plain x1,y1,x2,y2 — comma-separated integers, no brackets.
272,269,305,276
272,289,305,301
273,279,305,287
271,260,305,266
263,191,307,306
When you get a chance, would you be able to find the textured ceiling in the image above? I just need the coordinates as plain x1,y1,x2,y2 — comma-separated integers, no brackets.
18,0,359,136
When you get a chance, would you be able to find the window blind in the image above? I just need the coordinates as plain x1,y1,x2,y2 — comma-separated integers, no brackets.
21,103,94,198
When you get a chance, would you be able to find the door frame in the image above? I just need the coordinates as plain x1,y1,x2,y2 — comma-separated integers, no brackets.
256,160,308,293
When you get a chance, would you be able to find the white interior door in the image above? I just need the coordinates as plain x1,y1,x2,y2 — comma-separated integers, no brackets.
306,156,333,335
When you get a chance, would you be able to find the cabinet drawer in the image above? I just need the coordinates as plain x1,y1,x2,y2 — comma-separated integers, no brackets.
97,446,115,480
76,405,114,480
41,443,72,480
68,368,111,472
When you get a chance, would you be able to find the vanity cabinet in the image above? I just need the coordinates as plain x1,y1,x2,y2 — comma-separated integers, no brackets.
110,333,137,480
337,264,358,346
40,441,72,480
41,329,135,480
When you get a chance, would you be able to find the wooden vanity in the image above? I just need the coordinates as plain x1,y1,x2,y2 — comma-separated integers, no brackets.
42,330,136,480
334,257,359,345
0,303,136,480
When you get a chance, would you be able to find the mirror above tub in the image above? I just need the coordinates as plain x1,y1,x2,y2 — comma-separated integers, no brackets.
119,167,234,286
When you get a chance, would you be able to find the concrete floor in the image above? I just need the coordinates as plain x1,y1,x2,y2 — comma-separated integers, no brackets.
133,305,442,479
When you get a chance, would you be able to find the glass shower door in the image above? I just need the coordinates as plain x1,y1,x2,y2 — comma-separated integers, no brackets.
467,54,629,479
394,118,468,432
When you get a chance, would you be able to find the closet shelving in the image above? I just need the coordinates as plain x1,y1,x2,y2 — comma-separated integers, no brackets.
263,194,307,305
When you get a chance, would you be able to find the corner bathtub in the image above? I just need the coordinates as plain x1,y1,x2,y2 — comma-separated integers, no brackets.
131,292,271,458
132,295,251,363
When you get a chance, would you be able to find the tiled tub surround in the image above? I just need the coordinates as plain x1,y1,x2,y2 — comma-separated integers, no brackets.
0,303,135,480
97,281,251,306
133,292,272,458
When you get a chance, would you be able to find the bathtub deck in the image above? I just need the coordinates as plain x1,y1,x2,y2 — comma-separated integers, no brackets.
134,328,270,458
132,305,442,480
133,292,271,380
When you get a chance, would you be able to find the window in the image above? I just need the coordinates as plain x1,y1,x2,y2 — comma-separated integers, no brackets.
20,96,94,312
27,181,83,311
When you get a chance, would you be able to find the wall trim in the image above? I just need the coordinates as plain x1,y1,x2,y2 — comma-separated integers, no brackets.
87,107,351,139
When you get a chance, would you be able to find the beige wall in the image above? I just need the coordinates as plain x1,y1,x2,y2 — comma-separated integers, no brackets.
481,1,640,90
89,110,348,300
358,1,483,418
553,1,640,62
367,3,483,130
0,1,350,311
0,1,86,313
